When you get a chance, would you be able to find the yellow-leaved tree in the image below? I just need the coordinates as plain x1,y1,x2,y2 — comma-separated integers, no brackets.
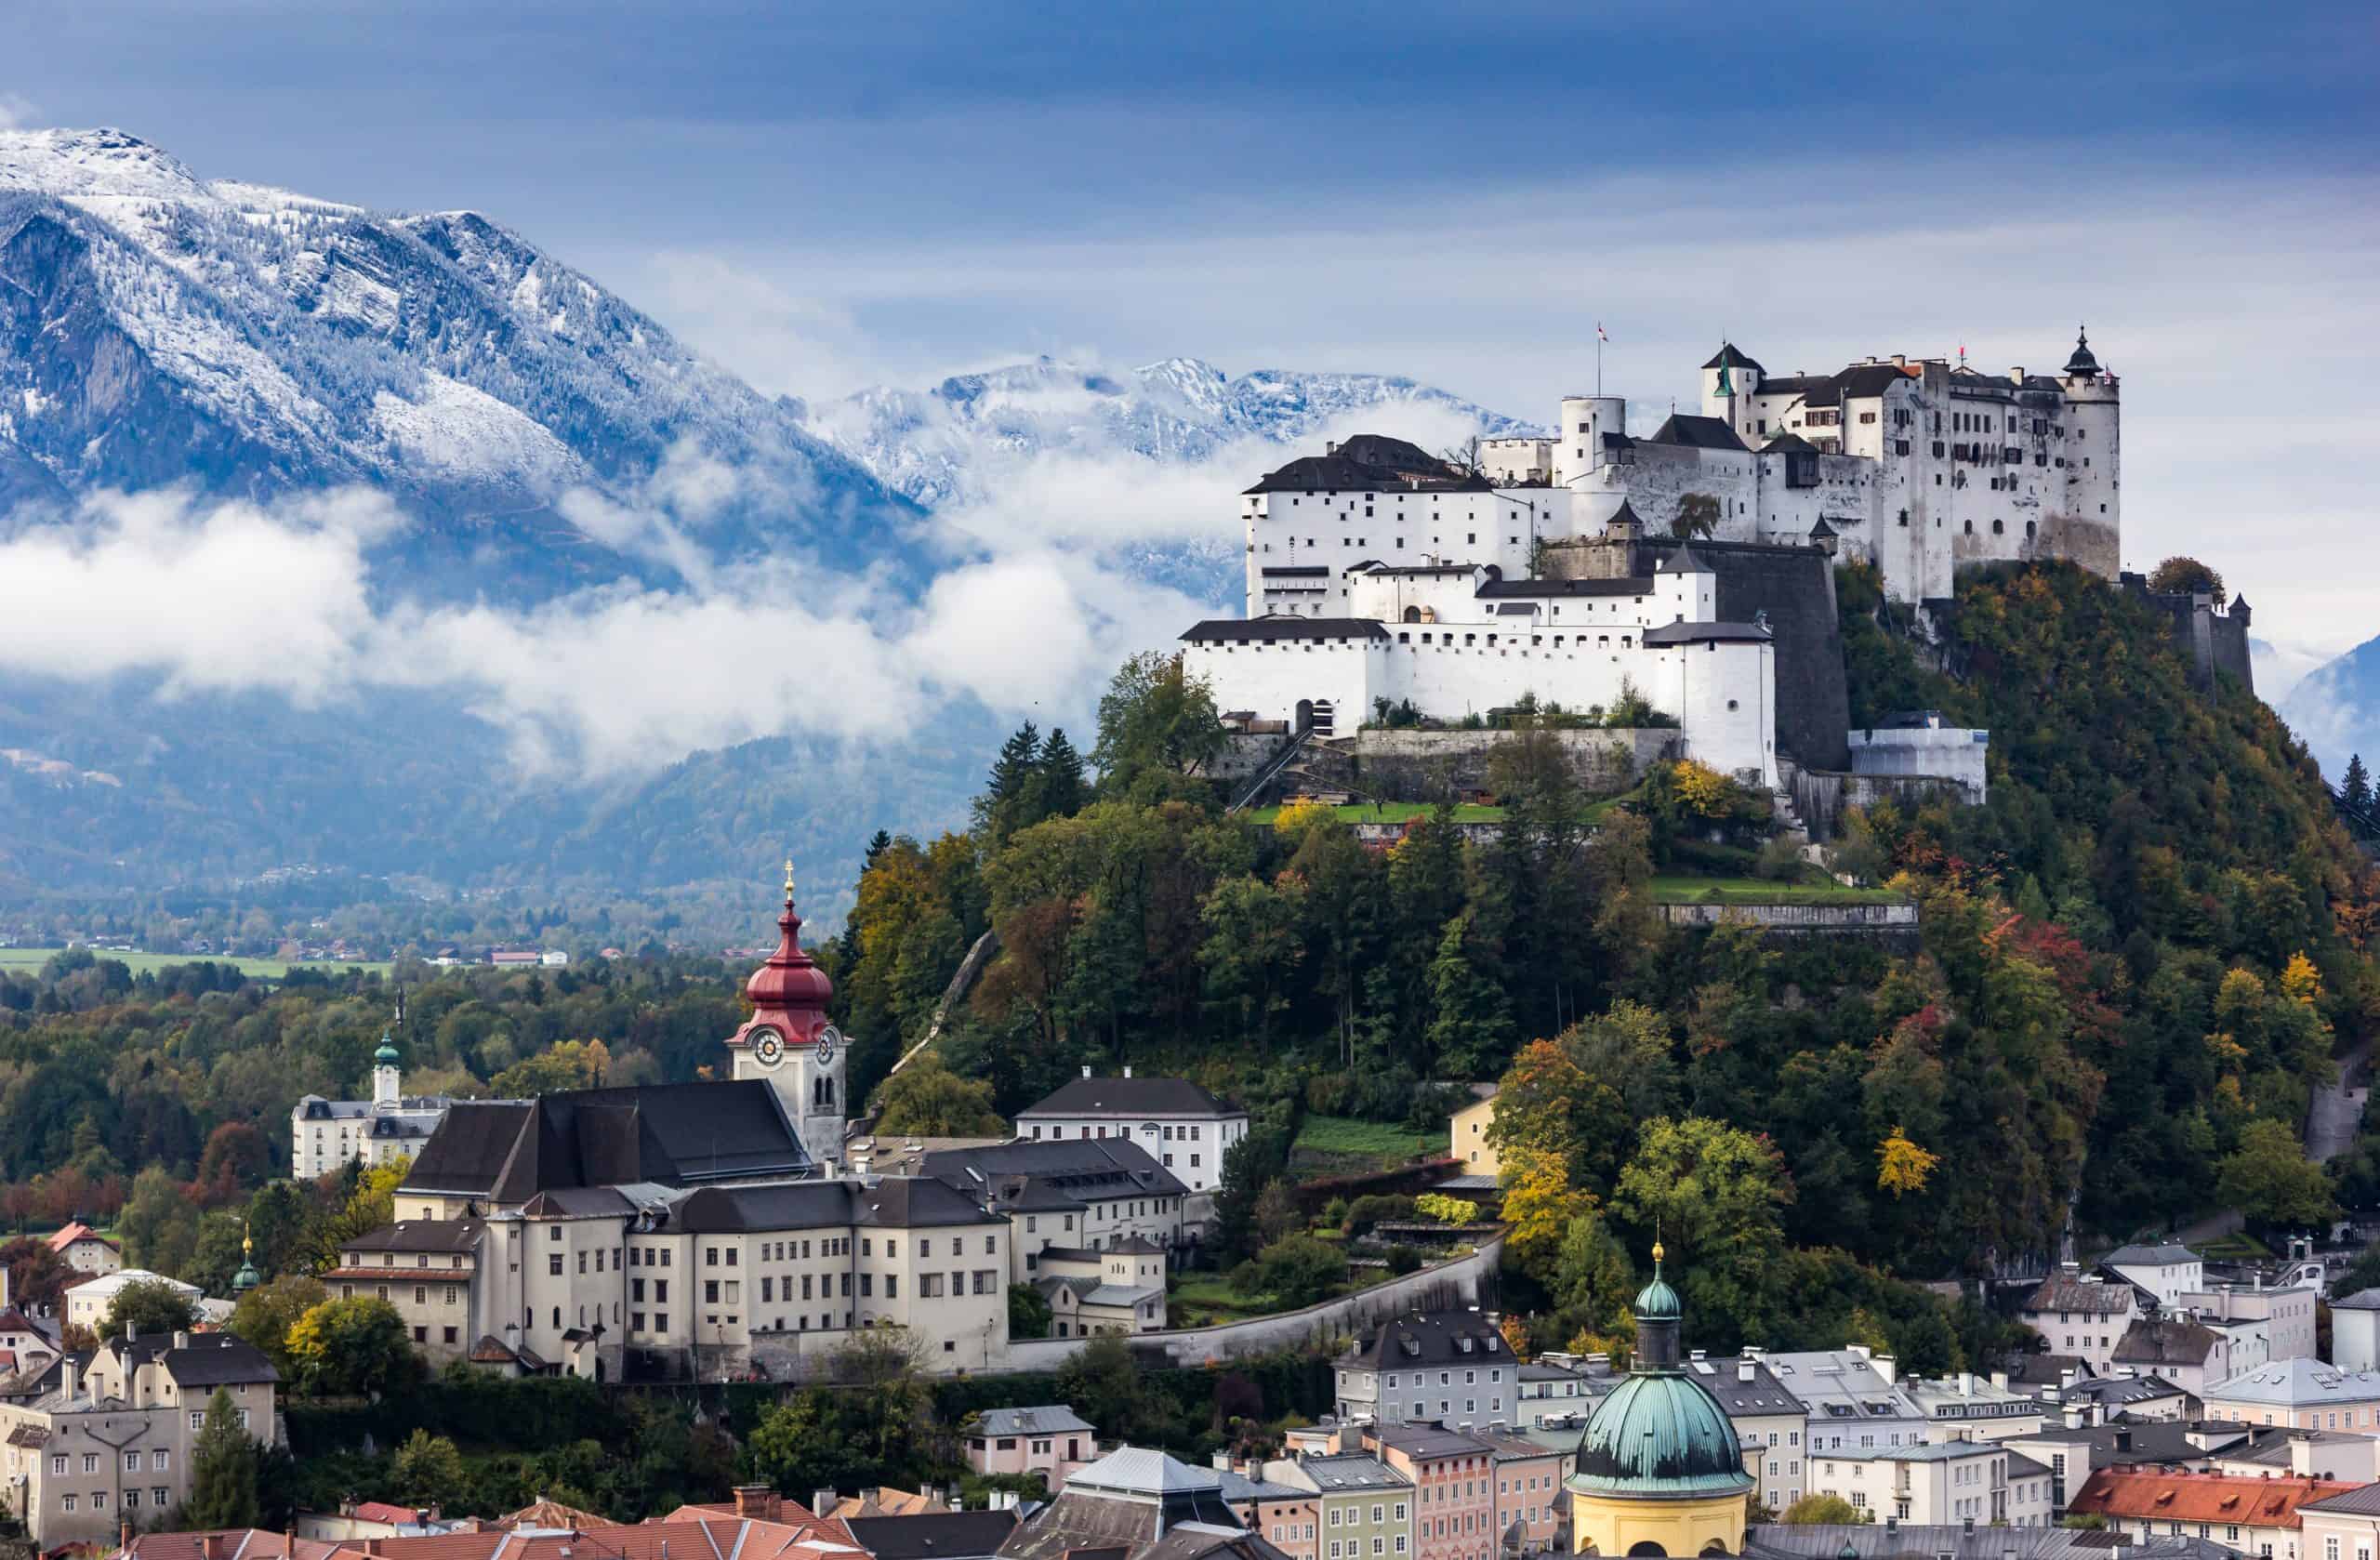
1876,1127,1941,1197
1499,1146,1597,1271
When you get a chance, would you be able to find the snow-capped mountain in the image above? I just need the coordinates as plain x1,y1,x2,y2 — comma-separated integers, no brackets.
0,127,916,599
817,354,1537,509
2281,632,2380,784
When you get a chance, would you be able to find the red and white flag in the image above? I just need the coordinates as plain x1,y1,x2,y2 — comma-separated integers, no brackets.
1596,322,1609,342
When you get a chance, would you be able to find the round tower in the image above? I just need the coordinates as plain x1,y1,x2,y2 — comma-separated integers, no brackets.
1567,1244,1754,1557
727,861,846,1170
2056,326,2121,576
1555,395,1629,490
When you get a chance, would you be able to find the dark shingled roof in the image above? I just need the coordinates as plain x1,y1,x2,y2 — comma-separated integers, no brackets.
1020,1077,1241,1119
406,1081,810,1199
1242,434,1487,496
106,1329,278,1387
340,1218,483,1254
919,1136,1190,1209
2113,1316,2223,1367
1702,343,1765,373
1476,575,1653,599
1761,431,1818,453
846,1512,1020,1560
1644,414,1747,452
1344,1311,1509,1371
1181,618,1389,643
675,1177,1001,1233
1260,566,1329,577
1642,619,1774,646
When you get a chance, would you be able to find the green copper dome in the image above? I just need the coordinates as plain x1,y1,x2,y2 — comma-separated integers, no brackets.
1568,1244,1753,1503
374,1030,401,1066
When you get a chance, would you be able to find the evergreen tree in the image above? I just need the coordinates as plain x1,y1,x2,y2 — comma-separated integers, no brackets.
972,723,1043,845
183,1386,261,1529
2345,754,2373,814
1038,728,1088,819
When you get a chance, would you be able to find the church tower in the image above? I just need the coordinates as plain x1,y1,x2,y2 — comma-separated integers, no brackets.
1567,1244,1754,1557
726,862,847,1171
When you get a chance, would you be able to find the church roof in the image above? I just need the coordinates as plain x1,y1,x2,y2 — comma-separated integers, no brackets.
1702,343,1765,373
406,1080,811,1200
1568,1247,1754,1502
2064,327,2101,377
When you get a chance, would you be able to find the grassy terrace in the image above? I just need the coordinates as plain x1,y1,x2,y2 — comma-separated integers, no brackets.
1293,1115,1442,1161
1244,801,1506,825
0,946,394,979
1647,876,1907,906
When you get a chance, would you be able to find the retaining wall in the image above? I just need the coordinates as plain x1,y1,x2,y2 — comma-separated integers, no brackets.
1790,766,1977,841
991,1233,1504,1374
1659,901,1919,948
1310,727,1677,801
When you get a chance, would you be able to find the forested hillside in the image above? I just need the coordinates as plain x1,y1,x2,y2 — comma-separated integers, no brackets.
0,560,2370,1378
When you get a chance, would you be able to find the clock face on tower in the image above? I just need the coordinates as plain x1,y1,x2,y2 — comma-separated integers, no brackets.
749,1026,785,1067
815,1025,840,1066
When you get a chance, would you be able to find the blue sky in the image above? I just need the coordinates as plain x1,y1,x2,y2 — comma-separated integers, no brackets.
9,0,2380,655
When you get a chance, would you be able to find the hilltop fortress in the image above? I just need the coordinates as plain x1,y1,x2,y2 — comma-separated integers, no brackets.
1185,333,2121,785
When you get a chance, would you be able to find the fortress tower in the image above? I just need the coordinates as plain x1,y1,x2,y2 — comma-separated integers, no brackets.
2056,327,2122,576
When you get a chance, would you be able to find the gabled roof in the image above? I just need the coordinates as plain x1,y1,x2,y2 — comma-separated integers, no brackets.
2205,1359,2380,1405
919,1137,1189,1208
2331,1288,2380,1312
1644,414,1747,452
101,1329,278,1388
2105,1242,2199,1265
1702,344,1764,373
47,1221,116,1253
2114,1317,2223,1368
341,1219,483,1254
1019,1077,1242,1119
1760,431,1818,454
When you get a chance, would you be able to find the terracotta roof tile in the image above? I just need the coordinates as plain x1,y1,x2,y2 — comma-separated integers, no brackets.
2068,1470,2358,1528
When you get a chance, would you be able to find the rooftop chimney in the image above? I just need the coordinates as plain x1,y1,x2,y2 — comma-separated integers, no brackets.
173,1329,192,1351
2291,1433,2316,1479
2010,367,2025,384
122,1521,135,1553
1739,1362,1755,1382
1874,1354,1898,1385
813,1490,837,1518
60,1359,76,1401
1892,354,1907,367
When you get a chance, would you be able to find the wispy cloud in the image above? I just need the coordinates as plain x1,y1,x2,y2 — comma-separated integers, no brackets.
0,485,1209,778
0,93,35,132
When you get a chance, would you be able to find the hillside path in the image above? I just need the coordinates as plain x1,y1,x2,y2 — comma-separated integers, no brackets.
2309,1041,2373,1164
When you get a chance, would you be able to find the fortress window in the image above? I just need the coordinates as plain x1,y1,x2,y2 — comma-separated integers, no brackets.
1421,633,1433,643
1398,632,1409,643
1932,442,1945,457
1467,533,1476,544
1964,521,1974,535
1622,636,1633,647
1729,700,1740,711
2026,522,2037,538
1993,520,2004,535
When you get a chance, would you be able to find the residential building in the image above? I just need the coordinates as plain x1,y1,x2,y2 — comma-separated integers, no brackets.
1448,1089,1499,1180
2180,1282,2319,1366
290,1029,491,1181
62,1271,202,1332
2334,1290,2380,1373
1514,1357,1612,1433
2297,1485,2380,1560
1013,1070,1249,1195
2067,1469,2357,1560
0,1301,59,1378
1468,1428,1565,1552
1902,1371,2047,1442
1998,1421,2259,1509
2114,1316,2235,1398
1689,1355,1809,1512
2050,1371,2199,1422
295,1501,469,1540
1000,1447,1285,1560
46,1223,120,1276
2104,1244,2204,1311
1218,1463,1313,1554
1760,1345,1929,1456
962,1406,1097,1489
2215,1430,2380,1484
1739,1527,2235,1560
1263,1452,1410,1560
1364,1424,1497,1560
1334,1313,1515,1430
0,1330,282,1548
1034,1240,1168,1336
1800,1439,2056,1527
2204,1361,2380,1432
2017,1270,2144,1375
326,1219,483,1368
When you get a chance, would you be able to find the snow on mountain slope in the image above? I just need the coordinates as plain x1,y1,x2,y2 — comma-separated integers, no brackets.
816,354,1539,510
0,127,915,598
